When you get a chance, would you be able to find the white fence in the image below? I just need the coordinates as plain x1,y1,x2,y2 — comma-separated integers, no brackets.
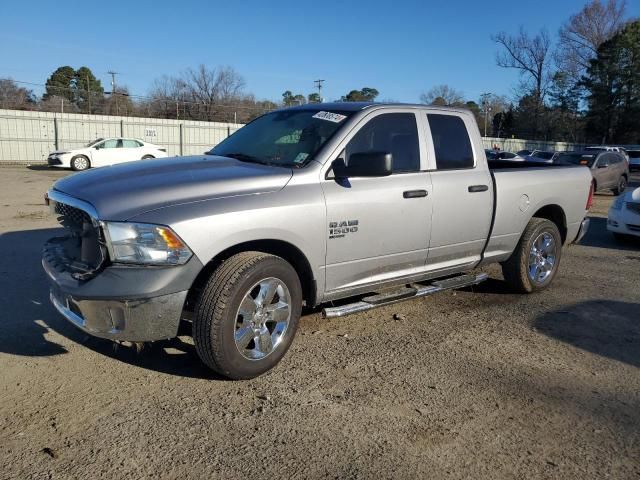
482,137,585,153
0,109,244,164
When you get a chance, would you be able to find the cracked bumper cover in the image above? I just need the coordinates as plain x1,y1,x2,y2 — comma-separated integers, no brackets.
43,238,203,342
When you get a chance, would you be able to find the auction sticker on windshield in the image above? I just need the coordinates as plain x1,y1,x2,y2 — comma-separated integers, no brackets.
313,111,347,123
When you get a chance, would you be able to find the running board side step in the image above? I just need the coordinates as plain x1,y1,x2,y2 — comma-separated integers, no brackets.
322,273,488,319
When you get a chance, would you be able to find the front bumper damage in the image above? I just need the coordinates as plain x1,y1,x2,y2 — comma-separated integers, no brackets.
43,237,202,341
43,190,202,342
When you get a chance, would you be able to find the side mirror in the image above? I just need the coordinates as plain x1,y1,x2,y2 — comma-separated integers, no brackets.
333,151,393,178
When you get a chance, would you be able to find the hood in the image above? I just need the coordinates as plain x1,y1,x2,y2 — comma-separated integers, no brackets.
52,155,293,220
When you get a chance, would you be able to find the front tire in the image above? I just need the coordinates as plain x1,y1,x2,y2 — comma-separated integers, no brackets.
193,252,302,380
501,218,562,293
612,176,627,196
71,155,90,171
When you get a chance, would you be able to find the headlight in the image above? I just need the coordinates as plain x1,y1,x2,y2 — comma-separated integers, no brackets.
103,222,192,265
611,196,625,211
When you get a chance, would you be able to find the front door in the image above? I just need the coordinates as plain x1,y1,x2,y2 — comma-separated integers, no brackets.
321,111,432,294
91,139,123,166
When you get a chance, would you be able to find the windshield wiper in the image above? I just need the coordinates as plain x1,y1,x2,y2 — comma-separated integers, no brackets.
220,152,268,164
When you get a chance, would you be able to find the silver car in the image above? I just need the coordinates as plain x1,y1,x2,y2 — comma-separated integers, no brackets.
556,151,629,195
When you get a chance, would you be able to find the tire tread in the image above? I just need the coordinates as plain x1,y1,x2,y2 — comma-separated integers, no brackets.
194,252,279,377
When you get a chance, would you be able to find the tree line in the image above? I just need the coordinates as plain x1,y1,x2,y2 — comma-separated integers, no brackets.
0,0,637,143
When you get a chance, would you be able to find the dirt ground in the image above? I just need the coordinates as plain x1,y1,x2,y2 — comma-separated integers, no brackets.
0,165,638,479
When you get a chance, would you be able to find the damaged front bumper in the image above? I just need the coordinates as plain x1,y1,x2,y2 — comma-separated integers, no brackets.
43,237,203,342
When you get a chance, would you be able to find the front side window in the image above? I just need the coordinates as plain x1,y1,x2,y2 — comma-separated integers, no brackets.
427,114,474,169
100,139,121,149
345,113,420,173
210,109,353,168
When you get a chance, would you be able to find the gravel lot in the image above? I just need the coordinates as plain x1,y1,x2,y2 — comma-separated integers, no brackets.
1,165,639,479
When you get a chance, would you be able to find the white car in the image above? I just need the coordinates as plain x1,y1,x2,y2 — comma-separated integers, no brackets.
608,186,640,240
47,138,168,171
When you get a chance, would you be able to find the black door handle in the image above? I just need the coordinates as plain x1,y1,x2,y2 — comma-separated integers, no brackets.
403,189,428,198
468,185,489,193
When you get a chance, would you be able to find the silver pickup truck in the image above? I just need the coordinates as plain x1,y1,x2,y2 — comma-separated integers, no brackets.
43,103,593,379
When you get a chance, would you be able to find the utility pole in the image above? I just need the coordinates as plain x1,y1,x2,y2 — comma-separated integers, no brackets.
480,92,492,137
313,79,325,102
86,73,91,114
107,70,120,115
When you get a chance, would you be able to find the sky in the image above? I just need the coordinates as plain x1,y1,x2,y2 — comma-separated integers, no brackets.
1,0,639,105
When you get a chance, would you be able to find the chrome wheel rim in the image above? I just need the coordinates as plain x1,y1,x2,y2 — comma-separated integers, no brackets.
528,232,556,284
234,277,291,360
74,157,88,169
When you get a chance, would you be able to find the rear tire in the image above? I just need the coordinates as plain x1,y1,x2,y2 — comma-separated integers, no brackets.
612,176,627,196
193,252,302,380
501,218,562,293
141,155,155,160
71,155,90,171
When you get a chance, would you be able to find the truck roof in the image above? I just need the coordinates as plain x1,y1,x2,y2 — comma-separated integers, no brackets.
280,102,471,113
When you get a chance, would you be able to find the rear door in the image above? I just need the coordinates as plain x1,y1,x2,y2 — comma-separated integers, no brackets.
321,110,432,293
120,139,144,163
424,112,493,271
594,153,616,189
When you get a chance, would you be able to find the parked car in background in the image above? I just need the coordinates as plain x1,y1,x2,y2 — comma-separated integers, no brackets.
484,149,518,160
627,149,640,172
585,145,629,163
556,150,629,195
523,150,558,163
47,138,168,171
608,186,640,241
516,149,532,157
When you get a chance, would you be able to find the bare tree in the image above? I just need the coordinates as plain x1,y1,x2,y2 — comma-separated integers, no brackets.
0,79,36,110
492,27,553,137
183,65,246,121
420,85,465,106
557,0,628,80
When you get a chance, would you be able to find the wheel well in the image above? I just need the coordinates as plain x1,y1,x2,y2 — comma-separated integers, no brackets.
187,240,316,310
532,205,567,243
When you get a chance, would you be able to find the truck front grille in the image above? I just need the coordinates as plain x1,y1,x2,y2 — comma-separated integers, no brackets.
54,202,92,229
50,200,106,278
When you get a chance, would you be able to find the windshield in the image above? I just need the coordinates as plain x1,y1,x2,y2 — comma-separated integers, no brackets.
86,138,104,147
556,153,597,167
209,109,352,167
531,150,554,160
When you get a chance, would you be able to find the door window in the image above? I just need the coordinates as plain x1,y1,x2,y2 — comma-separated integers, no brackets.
122,139,142,148
101,139,121,149
345,113,420,173
427,114,474,170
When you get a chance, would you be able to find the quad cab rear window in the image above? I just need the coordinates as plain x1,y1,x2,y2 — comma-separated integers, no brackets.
427,114,474,170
